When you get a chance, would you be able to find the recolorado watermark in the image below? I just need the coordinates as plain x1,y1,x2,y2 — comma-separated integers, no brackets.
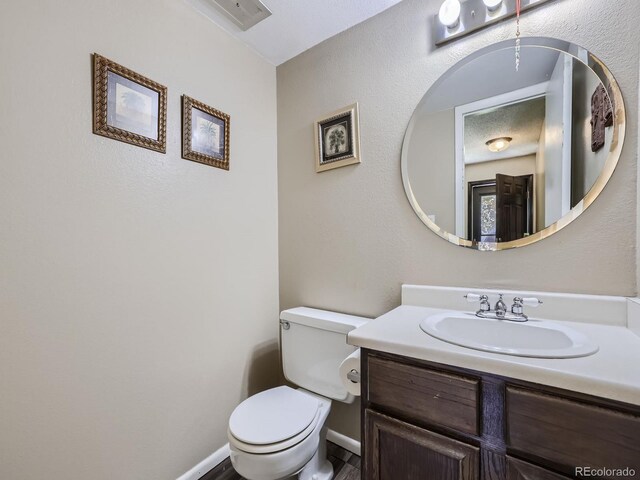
575,466,636,477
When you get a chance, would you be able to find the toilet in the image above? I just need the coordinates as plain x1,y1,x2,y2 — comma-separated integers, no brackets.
227,307,368,480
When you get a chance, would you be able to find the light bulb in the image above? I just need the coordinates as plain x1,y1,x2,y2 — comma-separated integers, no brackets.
486,137,512,153
439,0,461,29
483,0,503,12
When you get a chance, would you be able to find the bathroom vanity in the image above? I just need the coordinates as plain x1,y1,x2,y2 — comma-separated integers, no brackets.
361,350,640,480
349,286,640,480
348,31,639,478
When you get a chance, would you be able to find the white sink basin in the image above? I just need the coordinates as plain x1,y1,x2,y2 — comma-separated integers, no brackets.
419,312,599,358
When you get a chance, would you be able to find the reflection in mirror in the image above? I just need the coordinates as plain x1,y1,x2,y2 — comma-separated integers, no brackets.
402,38,624,250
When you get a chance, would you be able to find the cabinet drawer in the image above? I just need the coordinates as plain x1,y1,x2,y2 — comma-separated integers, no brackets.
506,386,640,477
368,355,480,435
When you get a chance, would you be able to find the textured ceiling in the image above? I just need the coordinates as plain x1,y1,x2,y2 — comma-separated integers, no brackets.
184,0,404,65
464,96,546,163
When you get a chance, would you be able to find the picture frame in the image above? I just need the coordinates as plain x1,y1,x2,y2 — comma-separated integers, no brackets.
314,103,361,172
93,54,167,153
182,95,230,171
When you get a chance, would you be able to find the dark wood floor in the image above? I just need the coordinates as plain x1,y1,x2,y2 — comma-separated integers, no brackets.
200,441,360,480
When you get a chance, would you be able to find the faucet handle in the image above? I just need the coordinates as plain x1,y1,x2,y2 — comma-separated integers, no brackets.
479,295,490,312
464,293,480,302
521,297,543,307
511,297,524,315
465,293,490,312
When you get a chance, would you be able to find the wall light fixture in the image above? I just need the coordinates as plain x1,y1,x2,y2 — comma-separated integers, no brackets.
434,0,556,46
483,0,503,12
438,0,461,29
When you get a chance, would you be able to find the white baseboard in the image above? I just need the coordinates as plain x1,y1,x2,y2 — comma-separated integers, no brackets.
176,443,230,480
177,430,360,480
327,429,361,457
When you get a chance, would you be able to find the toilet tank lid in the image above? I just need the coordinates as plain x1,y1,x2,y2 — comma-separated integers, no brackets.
280,307,369,334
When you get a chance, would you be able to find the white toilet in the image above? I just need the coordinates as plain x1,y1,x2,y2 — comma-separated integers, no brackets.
227,307,367,480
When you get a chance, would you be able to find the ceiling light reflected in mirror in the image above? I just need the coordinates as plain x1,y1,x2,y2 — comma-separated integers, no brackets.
486,137,512,153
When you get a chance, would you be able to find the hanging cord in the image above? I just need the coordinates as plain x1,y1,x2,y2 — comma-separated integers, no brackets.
515,0,522,71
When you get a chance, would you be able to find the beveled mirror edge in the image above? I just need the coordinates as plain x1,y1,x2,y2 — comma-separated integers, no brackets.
400,36,626,251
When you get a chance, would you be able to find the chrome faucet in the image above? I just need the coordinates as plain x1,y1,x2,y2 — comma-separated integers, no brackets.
494,294,507,319
465,293,542,322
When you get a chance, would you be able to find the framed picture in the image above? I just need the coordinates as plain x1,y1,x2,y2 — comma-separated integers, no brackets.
314,103,361,172
93,54,167,153
182,95,230,170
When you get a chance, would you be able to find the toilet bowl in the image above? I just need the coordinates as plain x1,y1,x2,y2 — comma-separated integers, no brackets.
229,387,332,480
227,307,368,480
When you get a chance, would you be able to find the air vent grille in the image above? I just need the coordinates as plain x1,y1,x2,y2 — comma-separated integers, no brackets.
210,0,272,31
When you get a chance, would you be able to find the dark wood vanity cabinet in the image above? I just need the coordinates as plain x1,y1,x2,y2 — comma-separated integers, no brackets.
361,350,640,480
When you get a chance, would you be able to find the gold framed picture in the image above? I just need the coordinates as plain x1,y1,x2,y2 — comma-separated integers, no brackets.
182,95,230,170
92,54,167,153
314,103,361,172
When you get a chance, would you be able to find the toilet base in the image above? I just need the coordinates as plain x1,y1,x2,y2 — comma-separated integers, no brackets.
298,427,333,480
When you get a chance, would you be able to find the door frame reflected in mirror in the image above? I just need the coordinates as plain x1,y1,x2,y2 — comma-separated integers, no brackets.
454,82,549,238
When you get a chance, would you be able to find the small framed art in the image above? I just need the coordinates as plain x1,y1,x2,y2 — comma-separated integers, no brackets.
314,103,361,173
182,95,230,170
93,54,167,153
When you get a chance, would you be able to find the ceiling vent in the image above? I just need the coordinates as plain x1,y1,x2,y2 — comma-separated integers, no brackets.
209,0,272,31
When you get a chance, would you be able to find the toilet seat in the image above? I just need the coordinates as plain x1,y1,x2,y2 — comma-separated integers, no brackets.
228,386,322,454
228,387,334,480
228,407,321,454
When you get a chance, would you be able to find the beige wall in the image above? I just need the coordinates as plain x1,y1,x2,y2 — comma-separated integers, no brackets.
0,1,279,479
277,0,638,440
407,108,456,233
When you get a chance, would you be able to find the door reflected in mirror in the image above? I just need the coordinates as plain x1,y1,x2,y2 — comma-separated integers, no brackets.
401,38,624,250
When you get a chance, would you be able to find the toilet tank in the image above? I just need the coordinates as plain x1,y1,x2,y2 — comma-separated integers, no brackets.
280,307,368,403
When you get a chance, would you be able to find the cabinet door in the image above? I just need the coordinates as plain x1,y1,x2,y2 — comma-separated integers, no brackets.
365,409,479,480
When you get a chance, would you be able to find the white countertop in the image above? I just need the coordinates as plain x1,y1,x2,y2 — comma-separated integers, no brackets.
348,304,640,406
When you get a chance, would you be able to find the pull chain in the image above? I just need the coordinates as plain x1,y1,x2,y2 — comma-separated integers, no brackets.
515,0,521,71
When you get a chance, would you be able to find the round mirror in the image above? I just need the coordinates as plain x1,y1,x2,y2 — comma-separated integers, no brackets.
401,37,625,250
